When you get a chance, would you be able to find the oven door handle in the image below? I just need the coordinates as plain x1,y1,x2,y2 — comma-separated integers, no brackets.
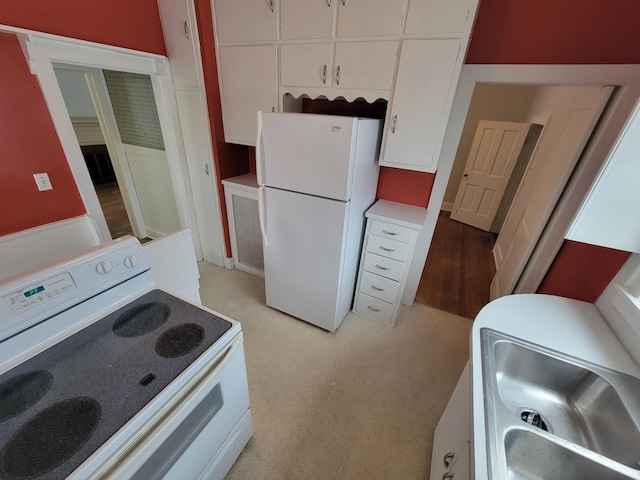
89,335,244,480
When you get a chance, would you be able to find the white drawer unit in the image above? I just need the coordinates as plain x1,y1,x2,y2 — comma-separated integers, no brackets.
362,252,405,282
354,200,427,326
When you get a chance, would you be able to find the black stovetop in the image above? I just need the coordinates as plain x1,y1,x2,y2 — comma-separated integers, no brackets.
0,289,232,480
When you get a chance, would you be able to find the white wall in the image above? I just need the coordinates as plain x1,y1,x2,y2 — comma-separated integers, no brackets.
53,68,97,117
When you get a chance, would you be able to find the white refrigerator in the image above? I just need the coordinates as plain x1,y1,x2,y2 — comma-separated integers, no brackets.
257,112,381,331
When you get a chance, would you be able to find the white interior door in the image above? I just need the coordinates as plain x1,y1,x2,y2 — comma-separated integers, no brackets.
490,86,614,299
450,120,529,231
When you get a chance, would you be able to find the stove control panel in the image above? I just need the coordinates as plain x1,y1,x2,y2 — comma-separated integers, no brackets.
4,272,77,315
0,236,151,342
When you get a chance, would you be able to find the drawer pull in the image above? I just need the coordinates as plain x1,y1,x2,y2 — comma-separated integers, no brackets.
379,246,395,252
367,305,381,312
371,285,385,292
443,452,455,468
375,264,390,271
382,229,398,236
442,474,454,480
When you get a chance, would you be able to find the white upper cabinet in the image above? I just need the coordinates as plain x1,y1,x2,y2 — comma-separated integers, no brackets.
567,99,640,253
280,43,332,88
211,0,479,170
380,39,460,172
157,0,201,88
404,0,470,35
213,0,277,43
218,45,278,145
280,41,397,99
336,0,406,38
333,41,397,90
280,0,335,40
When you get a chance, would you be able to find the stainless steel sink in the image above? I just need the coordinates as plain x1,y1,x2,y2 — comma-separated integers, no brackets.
505,429,633,480
481,328,640,479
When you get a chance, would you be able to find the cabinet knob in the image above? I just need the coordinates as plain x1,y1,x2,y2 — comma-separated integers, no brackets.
183,21,190,40
391,115,398,134
371,285,385,292
327,0,332,6
367,305,381,312
379,245,395,253
442,474,454,480
375,264,390,271
382,229,398,236
269,0,274,12
322,64,327,84
443,452,456,468
341,0,347,5
336,65,341,85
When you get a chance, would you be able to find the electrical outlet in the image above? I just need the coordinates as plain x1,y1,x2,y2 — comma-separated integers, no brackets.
33,173,53,191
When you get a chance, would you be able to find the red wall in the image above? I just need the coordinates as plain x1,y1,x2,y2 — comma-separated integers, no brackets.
537,241,631,302
466,0,640,64
0,0,166,55
0,1,167,236
0,33,85,235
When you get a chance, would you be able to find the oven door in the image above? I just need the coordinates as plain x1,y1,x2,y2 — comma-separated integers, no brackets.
82,333,251,480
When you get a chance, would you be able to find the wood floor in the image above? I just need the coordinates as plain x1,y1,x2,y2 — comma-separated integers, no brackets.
95,182,143,240
415,210,497,319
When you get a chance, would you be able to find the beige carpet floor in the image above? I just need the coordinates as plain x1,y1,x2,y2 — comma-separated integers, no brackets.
197,262,472,480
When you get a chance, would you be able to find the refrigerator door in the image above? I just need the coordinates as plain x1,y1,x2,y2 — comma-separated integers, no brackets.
263,187,349,331
259,112,357,201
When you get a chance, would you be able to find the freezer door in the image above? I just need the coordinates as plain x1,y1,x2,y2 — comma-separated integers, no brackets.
260,113,357,201
263,187,349,331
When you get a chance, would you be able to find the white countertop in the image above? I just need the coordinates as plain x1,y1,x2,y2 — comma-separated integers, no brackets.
470,293,640,479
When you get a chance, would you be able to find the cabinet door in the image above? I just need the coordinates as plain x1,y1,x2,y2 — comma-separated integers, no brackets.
429,363,470,480
218,45,278,146
404,0,470,35
381,39,460,172
213,0,277,43
333,41,397,90
447,441,471,480
157,0,201,88
336,0,406,37
280,43,332,88
280,0,335,40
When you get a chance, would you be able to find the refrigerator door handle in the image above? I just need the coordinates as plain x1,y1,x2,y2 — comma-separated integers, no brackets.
258,185,268,247
256,111,265,186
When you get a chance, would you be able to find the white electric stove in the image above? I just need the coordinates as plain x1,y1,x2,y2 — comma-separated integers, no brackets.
0,236,252,479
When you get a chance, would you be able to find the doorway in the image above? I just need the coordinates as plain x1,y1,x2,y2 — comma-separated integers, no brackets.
415,82,612,317
53,65,181,242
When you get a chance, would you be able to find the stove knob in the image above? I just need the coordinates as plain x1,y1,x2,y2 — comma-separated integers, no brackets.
124,255,138,268
96,260,113,274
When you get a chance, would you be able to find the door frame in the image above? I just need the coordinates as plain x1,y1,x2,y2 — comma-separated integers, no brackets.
404,64,640,304
9,28,205,258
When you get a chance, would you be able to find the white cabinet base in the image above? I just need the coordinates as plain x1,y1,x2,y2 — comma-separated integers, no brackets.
353,200,426,326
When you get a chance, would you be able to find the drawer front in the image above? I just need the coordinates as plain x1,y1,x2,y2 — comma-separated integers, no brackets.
366,235,410,262
362,252,405,282
369,220,415,244
354,293,394,324
360,271,399,303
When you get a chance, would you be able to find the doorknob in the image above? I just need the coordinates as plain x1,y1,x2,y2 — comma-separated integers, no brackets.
463,173,469,178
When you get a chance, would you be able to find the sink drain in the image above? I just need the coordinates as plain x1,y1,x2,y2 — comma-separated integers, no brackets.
520,410,549,432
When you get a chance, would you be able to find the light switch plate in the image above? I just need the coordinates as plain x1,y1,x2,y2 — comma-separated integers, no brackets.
33,173,53,191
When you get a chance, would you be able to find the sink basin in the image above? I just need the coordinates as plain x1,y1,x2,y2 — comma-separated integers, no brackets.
481,328,640,479
505,429,632,480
